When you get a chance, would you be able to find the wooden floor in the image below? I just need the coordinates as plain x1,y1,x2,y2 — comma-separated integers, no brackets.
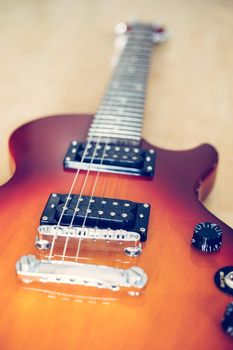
0,0,232,227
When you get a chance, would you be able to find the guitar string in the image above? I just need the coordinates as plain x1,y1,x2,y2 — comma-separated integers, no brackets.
74,138,110,261
92,31,153,250
52,80,135,260
71,52,150,261
60,135,103,261
97,30,152,219
101,33,151,227
58,40,144,260
49,116,121,259
60,135,111,261
51,72,147,260
57,51,150,260
48,33,134,259
48,28,152,260
48,133,98,259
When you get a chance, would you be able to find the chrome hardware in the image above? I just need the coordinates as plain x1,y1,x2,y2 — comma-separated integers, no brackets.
37,225,142,257
152,23,168,43
115,22,128,35
16,255,148,291
124,246,142,257
225,272,233,290
152,30,168,43
38,225,140,242
35,239,51,250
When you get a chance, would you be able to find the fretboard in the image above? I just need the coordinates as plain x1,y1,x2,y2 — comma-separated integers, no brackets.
88,24,155,145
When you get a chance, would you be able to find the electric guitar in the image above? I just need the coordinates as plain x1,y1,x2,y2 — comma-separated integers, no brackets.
0,22,232,350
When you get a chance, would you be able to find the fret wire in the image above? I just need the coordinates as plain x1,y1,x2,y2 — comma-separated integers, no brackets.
97,108,143,116
114,69,149,75
98,106,144,113
95,115,143,123
95,114,143,120
108,82,146,87
107,88,145,95
113,64,150,71
92,120,142,127
92,126,142,131
97,103,144,112
122,48,151,54
88,130,141,137
114,63,149,70
110,82,146,87
97,110,144,116
123,51,151,55
101,101,144,110
105,86,146,94
91,127,142,133
102,95,145,103
95,116,143,123
109,80,146,86
101,103,144,111
118,58,150,65
111,73,148,79
126,43,153,48
119,53,151,59
91,120,142,126
109,76,146,86
104,92,145,99
89,131,142,138
114,65,150,71
102,95,144,102
117,50,152,61
97,112,143,119
115,64,149,72
104,92,145,98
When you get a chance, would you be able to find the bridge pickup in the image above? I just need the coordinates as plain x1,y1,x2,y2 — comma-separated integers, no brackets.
39,194,150,256
64,141,155,176
16,255,148,292
40,194,150,241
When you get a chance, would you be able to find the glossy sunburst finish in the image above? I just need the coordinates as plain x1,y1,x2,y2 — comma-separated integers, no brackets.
0,114,232,350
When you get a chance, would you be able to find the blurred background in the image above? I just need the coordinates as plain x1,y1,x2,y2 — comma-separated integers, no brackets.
0,0,232,226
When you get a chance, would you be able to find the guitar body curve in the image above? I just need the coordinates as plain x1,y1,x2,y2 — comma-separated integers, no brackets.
0,114,232,350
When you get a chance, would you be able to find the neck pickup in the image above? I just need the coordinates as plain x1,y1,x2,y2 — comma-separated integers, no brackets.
64,141,155,176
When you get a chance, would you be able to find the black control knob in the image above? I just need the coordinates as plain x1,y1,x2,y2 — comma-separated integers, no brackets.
222,302,233,337
191,222,222,252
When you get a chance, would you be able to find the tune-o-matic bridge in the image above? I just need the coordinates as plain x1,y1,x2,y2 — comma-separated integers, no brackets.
64,141,155,176
37,193,150,256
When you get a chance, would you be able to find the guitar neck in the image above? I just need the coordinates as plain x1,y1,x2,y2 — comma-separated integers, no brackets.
88,24,156,145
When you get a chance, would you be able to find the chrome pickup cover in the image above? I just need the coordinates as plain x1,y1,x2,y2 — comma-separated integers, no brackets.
40,194,150,241
64,141,155,176
16,255,148,292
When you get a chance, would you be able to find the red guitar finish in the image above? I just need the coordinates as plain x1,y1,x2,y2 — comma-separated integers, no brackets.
0,114,232,350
